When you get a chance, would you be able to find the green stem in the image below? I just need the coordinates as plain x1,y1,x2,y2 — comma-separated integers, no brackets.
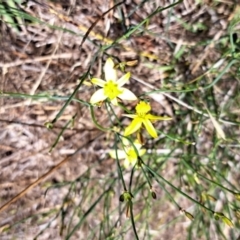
129,200,139,240
140,160,152,188
197,173,239,195
151,170,180,209
51,70,90,124
102,0,183,51
66,182,114,240
181,158,239,195
49,114,77,152
114,133,127,192
143,163,214,213
90,105,112,132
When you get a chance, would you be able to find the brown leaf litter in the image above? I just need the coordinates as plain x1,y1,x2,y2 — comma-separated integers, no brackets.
0,0,239,239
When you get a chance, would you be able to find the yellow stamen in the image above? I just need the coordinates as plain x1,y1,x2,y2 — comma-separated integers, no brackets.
103,80,123,100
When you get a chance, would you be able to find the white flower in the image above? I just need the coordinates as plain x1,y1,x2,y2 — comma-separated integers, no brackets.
90,58,137,106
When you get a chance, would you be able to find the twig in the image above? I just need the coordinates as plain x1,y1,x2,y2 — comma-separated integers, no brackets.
0,53,76,69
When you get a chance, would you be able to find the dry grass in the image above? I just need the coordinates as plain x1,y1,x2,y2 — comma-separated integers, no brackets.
0,0,240,239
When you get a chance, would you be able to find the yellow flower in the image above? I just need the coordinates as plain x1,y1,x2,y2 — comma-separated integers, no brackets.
109,139,146,168
90,58,137,106
124,101,172,138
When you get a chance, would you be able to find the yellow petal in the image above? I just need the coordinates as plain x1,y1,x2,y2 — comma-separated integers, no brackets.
142,119,158,138
109,150,126,159
104,58,117,82
126,155,137,166
124,118,142,136
136,101,151,114
90,89,107,104
146,114,172,121
91,78,106,87
117,72,131,87
118,88,137,101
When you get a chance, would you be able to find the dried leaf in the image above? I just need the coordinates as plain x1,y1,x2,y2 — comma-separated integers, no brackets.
206,108,226,140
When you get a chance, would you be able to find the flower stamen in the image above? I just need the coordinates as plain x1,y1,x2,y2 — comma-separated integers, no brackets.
124,101,172,138
103,80,123,100
136,101,151,116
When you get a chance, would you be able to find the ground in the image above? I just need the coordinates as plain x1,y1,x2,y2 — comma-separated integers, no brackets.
0,0,240,240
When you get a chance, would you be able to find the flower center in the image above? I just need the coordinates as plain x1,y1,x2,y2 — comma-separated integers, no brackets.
136,101,151,117
103,80,123,100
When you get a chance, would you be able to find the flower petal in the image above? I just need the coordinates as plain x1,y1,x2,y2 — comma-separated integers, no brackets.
139,148,146,156
126,154,137,166
117,72,131,87
104,58,117,82
91,78,106,87
118,88,137,101
133,141,142,150
90,89,107,104
122,137,131,146
142,119,158,138
146,114,172,121
130,142,146,157
111,97,118,106
122,114,137,119
109,149,126,159
136,101,151,114
124,118,142,136
124,158,131,169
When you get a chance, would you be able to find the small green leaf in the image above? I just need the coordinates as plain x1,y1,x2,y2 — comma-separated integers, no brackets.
214,212,234,227
193,173,200,184
44,122,53,129
123,192,133,201
119,191,133,202
234,193,240,201
200,192,216,203
214,212,224,221
184,211,194,221
221,215,234,228
234,209,240,219
206,194,217,202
